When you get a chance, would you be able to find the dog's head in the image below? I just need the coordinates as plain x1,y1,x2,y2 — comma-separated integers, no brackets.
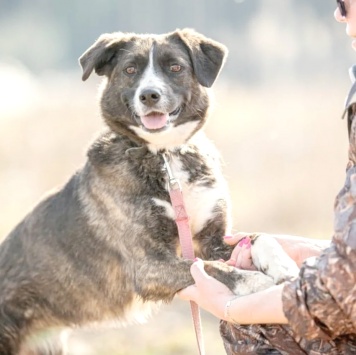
79,29,228,151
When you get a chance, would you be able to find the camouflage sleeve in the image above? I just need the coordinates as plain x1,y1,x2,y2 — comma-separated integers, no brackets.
282,165,356,340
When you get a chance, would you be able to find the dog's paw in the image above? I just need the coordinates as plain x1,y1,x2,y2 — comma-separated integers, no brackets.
230,268,275,296
251,234,299,284
204,261,274,297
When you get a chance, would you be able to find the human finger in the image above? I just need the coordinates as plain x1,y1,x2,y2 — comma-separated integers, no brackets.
225,236,251,266
223,233,250,246
235,241,255,270
189,258,212,284
177,259,209,301
177,284,198,301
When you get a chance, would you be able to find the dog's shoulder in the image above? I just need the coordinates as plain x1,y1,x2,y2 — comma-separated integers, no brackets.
87,131,134,166
188,132,222,161
180,132,224,182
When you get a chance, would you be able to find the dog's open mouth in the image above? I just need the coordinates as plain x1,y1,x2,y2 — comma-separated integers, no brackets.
139,107,181,131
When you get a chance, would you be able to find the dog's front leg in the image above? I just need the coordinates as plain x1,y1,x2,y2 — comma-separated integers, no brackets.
135,257,274,302
135,258,194,302
193,218,233,262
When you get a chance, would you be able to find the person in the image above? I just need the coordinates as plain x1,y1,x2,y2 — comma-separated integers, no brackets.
178,1,356,354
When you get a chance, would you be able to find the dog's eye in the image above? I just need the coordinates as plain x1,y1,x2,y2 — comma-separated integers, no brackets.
170,64,182,73
125,66,137,75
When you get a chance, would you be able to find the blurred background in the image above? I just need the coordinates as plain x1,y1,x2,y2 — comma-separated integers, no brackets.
0,0,354,354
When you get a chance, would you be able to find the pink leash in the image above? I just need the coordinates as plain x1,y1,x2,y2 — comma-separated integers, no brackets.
162,153,205,355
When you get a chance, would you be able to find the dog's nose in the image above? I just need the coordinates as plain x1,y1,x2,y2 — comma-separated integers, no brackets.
139,89,161,106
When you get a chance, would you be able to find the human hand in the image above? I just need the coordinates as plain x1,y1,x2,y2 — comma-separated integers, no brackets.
224,233,257,270
271,234,329,267
177,258,235,320
178,258,289,324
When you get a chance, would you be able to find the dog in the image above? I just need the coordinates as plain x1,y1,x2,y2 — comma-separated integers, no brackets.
0,29,298,354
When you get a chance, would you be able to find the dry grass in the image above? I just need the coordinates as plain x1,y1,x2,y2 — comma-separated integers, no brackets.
0,70,349,354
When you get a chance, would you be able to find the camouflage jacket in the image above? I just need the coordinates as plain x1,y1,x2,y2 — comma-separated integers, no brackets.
220,86,356,354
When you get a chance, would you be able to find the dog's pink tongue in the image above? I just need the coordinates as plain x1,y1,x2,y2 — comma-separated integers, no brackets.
141,113,168,130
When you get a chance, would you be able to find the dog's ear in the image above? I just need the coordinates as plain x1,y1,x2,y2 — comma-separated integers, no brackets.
79,33,128,81
172,29,228,88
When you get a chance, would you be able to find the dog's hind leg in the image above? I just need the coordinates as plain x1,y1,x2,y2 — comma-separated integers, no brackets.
0,316,22,355
19,329,71,355
0,306,70,355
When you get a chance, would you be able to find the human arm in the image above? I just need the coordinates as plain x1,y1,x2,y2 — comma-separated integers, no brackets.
281,165,356,339
282,241,356,339
224,233,330,268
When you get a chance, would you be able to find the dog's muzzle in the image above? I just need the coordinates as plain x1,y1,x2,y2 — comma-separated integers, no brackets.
135,106,182,132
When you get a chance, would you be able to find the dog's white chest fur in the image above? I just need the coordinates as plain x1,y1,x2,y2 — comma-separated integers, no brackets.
153,134,231,237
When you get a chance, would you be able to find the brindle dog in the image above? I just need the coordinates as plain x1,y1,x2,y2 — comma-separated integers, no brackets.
0,29,295,354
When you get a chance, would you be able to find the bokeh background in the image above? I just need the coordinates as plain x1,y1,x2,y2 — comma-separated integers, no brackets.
0,0,354,354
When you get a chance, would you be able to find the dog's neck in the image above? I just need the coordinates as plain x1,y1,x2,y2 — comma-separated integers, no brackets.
129,120,201,154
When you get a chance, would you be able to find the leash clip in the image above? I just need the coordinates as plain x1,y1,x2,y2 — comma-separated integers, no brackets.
162,152,181,191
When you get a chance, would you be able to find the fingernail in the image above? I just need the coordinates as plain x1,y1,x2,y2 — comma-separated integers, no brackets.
237,237,247,247
223,235,233,239
218,259,225,262
241,238,251,249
